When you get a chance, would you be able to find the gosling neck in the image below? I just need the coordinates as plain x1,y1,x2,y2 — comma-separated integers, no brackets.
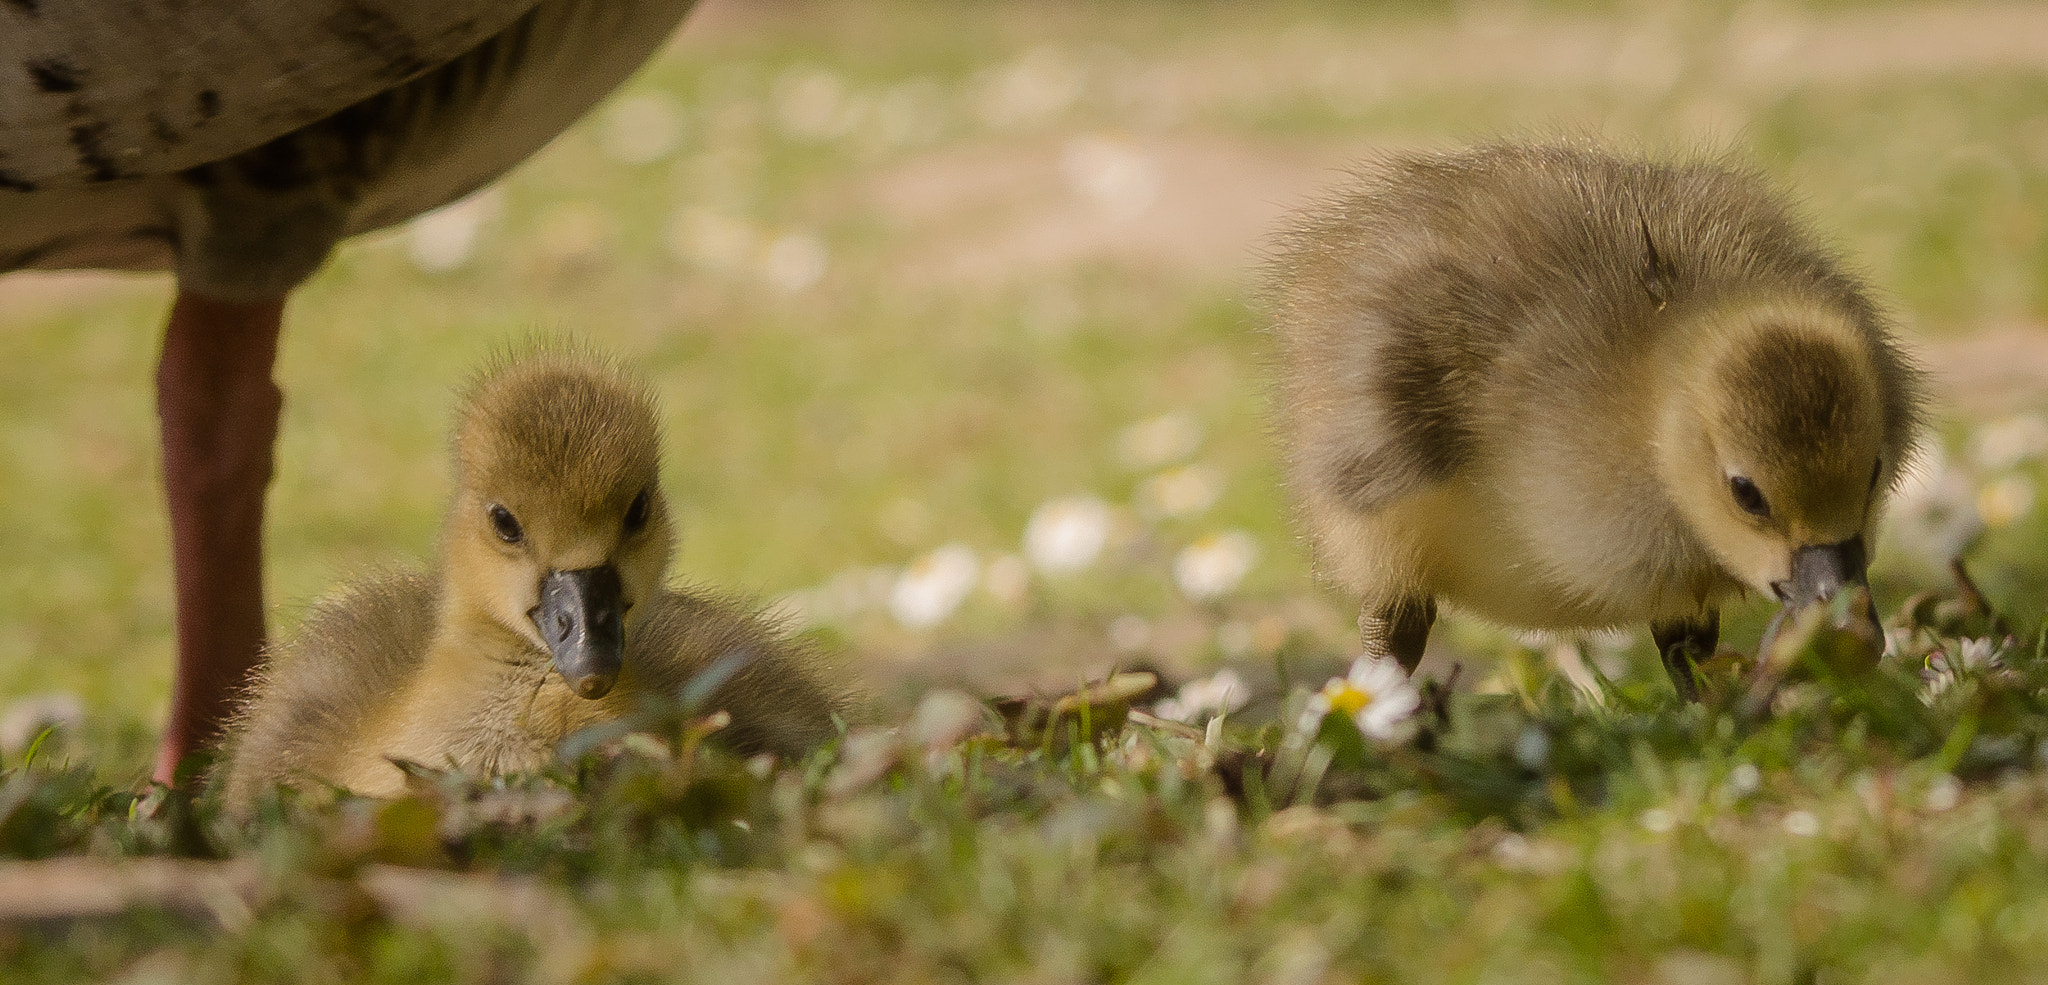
350,570,558,789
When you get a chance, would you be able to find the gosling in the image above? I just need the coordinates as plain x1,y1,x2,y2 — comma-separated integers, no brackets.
1267,142,1923,700
218,353,845,807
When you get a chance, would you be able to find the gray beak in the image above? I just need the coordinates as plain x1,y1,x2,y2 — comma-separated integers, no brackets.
530,566,625,699
1772,535,1881,638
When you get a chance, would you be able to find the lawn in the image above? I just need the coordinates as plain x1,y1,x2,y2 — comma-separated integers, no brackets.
5,0,2048,980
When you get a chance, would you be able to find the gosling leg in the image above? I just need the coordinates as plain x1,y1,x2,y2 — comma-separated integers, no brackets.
1650,611,1719,704
1361,595,1435,673
1362,594,1447,732
153,290,286,786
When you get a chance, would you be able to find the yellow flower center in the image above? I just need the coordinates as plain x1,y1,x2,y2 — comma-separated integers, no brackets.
1324,681,1372,716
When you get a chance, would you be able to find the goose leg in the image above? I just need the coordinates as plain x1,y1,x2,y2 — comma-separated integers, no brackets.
1650,611,1719,704
153,291,284,785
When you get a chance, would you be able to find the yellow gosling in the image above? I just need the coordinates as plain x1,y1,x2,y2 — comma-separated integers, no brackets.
1267,142,1925,699
219,352,844,808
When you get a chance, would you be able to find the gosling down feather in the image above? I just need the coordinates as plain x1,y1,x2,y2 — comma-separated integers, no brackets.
219,353,844,808
1267,142,1924,698
2,0,700,783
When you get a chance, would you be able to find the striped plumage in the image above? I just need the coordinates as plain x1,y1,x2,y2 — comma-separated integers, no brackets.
2,0,696,296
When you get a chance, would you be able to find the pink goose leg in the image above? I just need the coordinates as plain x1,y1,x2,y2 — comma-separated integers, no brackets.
152,291,284,786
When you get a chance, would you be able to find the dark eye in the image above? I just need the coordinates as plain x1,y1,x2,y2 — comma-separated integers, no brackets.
623,490,650,535
1728,476,1770,519
1868,459,1882,494
488,504,524,544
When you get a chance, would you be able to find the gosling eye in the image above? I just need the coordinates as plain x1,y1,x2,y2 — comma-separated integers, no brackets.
1727,476,1771,520
623,489,650,535
488,504,524,544
1868,459,1882,494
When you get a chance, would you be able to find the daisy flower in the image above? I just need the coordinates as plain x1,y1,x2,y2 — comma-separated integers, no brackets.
1978,474,2036,528
1882,445,1982,571
597,93,684,165
889,544,978,628
1115,412,1202,470
1297,655,1420,743
1971,413,2048,471
1024,496,1114,573
1136,464,1223,520
1921,635,2010,702
1152,668,1250,724
1173,531,1258,601
0,692,84,760
405,189,502,273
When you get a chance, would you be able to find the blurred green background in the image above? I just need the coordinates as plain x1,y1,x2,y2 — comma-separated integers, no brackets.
4,0,2047,777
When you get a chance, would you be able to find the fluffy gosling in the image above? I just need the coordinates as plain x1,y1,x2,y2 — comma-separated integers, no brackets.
218,353,844,808
1267,142,1924,699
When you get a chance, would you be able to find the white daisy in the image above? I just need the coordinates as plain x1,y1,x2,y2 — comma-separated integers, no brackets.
0,692,84,760
1115,412,1203,470
1152,668,1250,724
1977,474,2036,528
762,232,828,293
667,208,759,274
1971,413,2048,471
1173,531,1258,601
404,188,502,273
1059,135,1159,221
1108,614,1151,652
1136,464,1223,520
1296,655,1421,743
1921,635,2010,701
773,66,855,142
974,47,1083,129
1882,445,1982,571
889,544,978,628
811,565,898,622
1024,496,1114,573
597,92,684,165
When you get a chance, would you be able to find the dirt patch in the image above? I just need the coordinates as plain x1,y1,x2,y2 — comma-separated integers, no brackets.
693,1,2048,112
1730,2,2048,87
1228,1,2048,99
0,270,164,321
847,0,2048,290
863,132,1383,288
858,124,2048,420
1918,323,2048,420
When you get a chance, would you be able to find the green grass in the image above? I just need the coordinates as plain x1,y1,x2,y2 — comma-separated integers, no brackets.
5,0,2048,978
6,618,2048,982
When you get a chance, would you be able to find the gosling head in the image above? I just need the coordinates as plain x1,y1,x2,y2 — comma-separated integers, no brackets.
443,354,674,699
1657,296,1921,629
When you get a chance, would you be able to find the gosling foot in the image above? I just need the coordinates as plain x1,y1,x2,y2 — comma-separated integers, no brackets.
1650,611,1720,705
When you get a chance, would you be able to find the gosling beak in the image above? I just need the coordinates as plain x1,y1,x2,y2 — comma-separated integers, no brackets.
1771,535,1881,637
530,566,626,699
